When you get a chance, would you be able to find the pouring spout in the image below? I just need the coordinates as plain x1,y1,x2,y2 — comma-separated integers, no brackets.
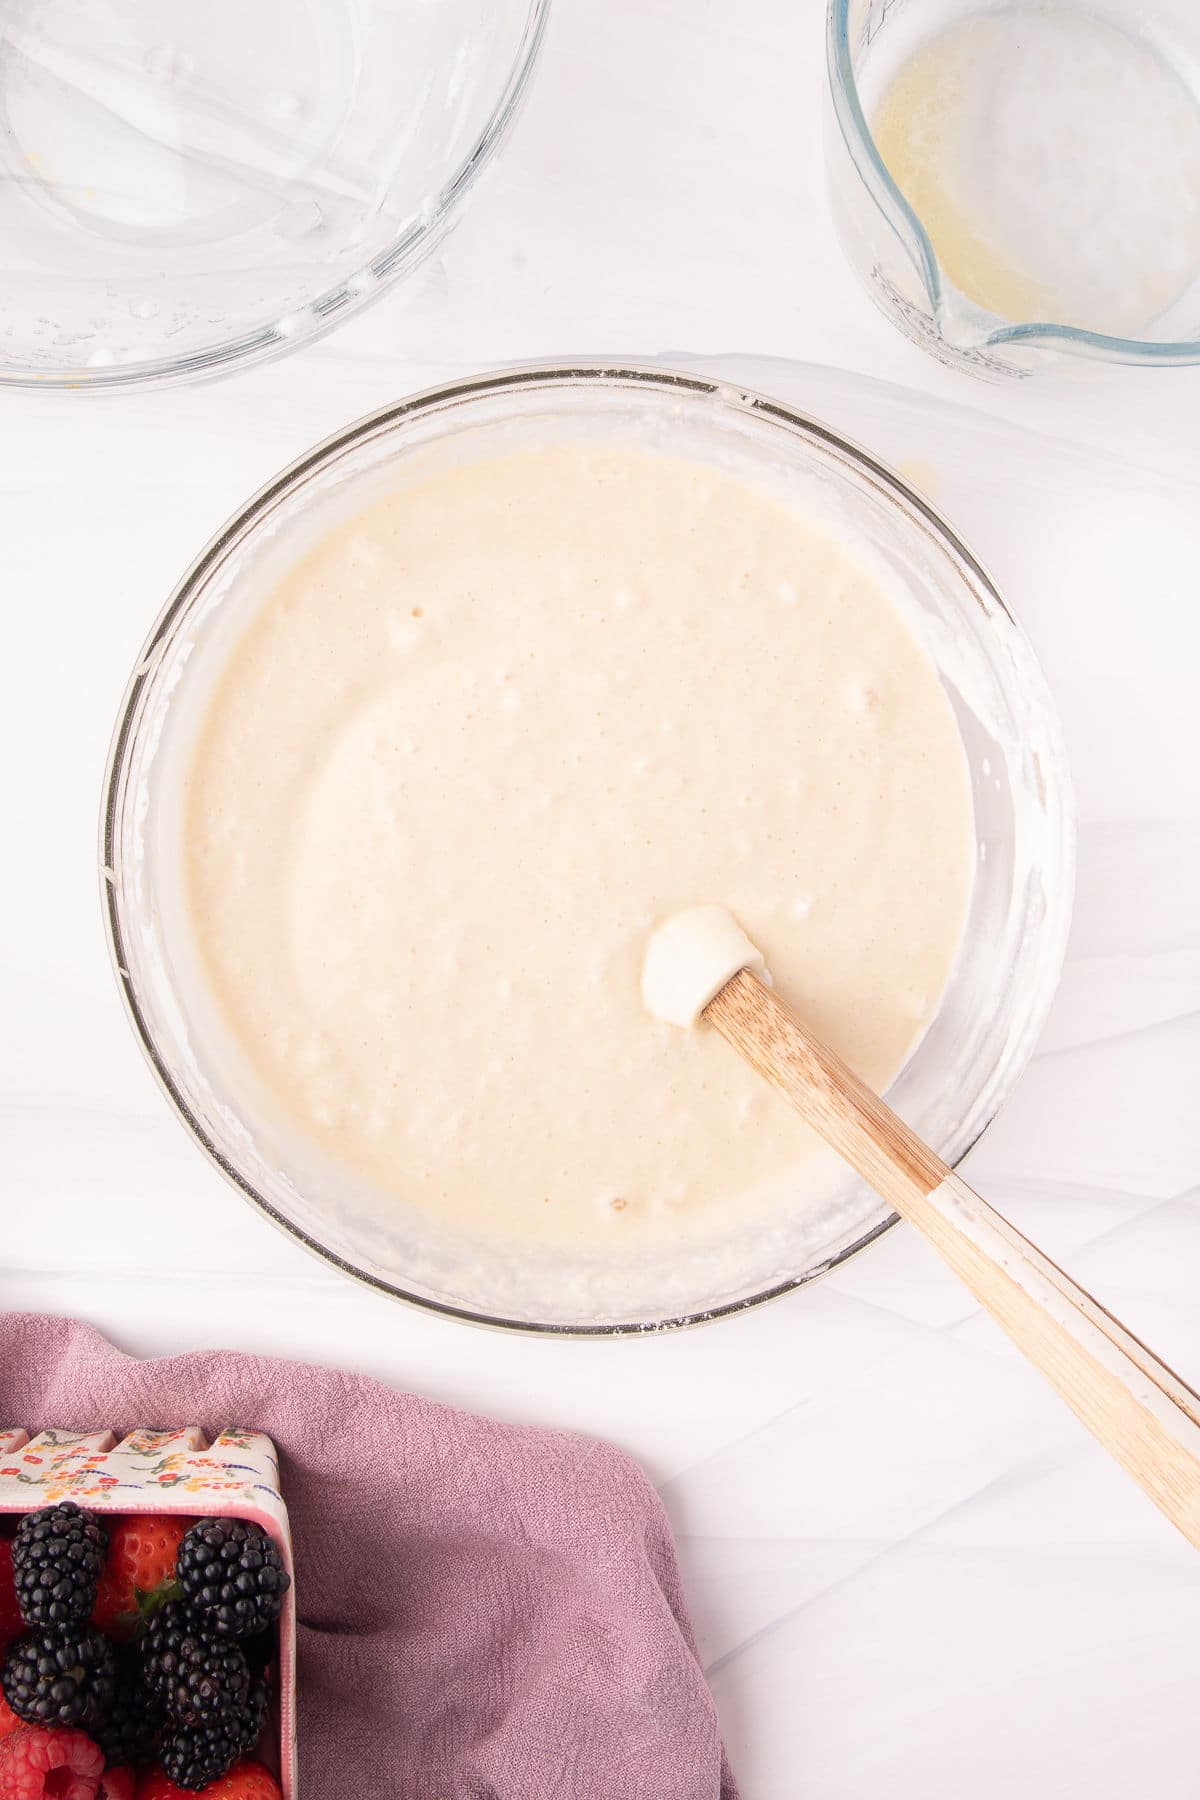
934,290,1004,354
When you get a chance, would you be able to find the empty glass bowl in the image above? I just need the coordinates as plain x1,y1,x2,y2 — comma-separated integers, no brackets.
826,0,1200,376
0,0,549,389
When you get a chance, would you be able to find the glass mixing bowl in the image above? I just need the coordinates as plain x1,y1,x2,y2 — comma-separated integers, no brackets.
0,0,548,390
826,0,1200,377
101,365,1075,1334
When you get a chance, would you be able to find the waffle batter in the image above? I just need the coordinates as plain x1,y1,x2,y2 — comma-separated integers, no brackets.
183,444,974,1247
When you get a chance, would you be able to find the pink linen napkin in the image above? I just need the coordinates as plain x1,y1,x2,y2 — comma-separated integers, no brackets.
0,1314,735,1800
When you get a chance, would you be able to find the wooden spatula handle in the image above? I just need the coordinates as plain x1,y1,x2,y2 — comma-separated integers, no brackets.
706,969,1200,1549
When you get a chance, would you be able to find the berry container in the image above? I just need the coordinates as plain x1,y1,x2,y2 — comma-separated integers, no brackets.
0,1425,296,1795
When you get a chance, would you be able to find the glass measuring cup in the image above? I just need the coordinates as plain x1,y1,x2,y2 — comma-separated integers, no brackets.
825,0,1200,377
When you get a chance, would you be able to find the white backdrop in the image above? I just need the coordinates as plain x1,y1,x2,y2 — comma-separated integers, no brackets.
3,2,1200,1794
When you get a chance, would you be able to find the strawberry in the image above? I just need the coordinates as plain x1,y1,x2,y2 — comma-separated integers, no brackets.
137,1761,281,1800
92,1519,193,1642
0,1723,104,1799
0,1541,22,1650
98,1773,135,1800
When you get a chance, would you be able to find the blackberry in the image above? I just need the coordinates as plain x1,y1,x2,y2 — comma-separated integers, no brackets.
159,1679,268,1792
1,1624,117,1730
176,1519,290,1639
95,1647,165,1768
242,1674,269,1743
243,1630,275,1684
143,1601,250,1726
11,1502,108,1628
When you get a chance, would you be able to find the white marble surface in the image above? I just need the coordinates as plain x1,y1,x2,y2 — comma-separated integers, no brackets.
3,2,1200,1794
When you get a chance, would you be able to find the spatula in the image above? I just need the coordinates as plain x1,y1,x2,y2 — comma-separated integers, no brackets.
704,964,1200,1550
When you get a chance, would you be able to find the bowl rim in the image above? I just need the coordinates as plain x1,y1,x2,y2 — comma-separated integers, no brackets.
0,0,551,393
100,360,1077,1338
826,0,1200,366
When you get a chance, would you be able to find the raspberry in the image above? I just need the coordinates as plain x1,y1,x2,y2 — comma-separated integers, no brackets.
0,1722,104,1800
141,1606,248,1728
136,1760,281,1800
93,1518,192,1642
2,1626,117,1731
11,1507,108,1631
175,1525,289,1641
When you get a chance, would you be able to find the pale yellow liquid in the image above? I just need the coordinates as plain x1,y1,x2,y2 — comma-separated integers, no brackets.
873,8,1200,334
